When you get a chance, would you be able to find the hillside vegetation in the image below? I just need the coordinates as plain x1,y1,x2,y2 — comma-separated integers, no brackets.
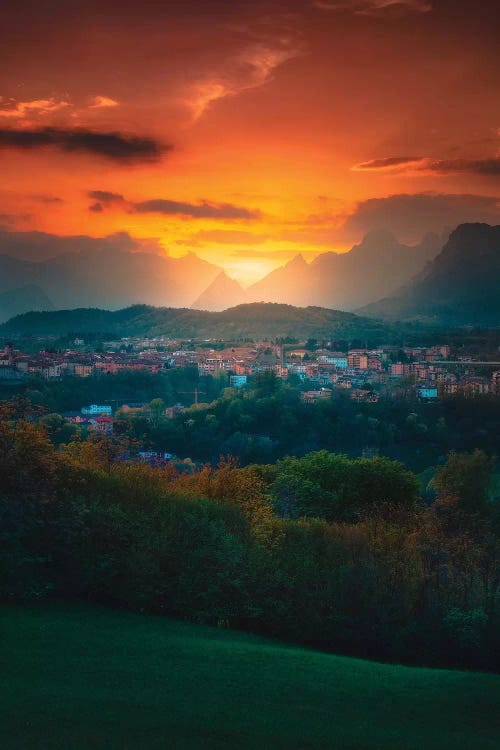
0,302,397,341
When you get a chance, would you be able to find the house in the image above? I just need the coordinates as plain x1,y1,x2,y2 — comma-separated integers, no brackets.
62,412,88,424
165,404,186,419
492,371,500,396
82,404,112,416
88,416,114,435
418,386,438,400
350,389,379,402
301,388,332,403
230,375,247,388
74,363,94,377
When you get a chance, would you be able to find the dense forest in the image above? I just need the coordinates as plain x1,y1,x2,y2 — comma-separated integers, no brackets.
0,303,398,341
5,369,500,474
1,399,499,672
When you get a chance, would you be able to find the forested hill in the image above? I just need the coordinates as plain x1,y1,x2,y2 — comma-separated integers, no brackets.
0,303,397,342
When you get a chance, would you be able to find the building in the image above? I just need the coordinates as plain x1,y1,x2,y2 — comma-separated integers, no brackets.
74,363,94,377
331,356,348,369
418,386,438,400
88,416,114,435
301,388,332,403
229,375,247,388
492,371,500,395
81,404,112,416
350,389,379,402
348,353,368,370
390,363,410,377
165,404,186,419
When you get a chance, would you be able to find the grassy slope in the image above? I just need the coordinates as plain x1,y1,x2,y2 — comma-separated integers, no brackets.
1,603,499,750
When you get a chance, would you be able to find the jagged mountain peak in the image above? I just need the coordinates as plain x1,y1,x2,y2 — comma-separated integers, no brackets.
285,253,308,268
191,271,247,312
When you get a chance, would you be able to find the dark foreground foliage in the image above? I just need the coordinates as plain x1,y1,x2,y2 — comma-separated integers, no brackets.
1,408,499,671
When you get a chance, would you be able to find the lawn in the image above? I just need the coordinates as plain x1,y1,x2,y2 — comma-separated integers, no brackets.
1,602,499,749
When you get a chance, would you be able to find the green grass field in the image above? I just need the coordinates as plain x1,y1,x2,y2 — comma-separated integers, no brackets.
1,603,499,749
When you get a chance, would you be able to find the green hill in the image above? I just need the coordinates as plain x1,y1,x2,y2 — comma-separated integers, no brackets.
0,302,396,342
1,603,499,749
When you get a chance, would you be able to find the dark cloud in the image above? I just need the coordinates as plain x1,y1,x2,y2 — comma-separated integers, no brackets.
353,156,424,170
426,158,500,177
313,0,432,13
340,192,500,243
281,192,500,246
29,194,64,204
0,226,163,261
89,189,261,220
88,190,125,203
352,155,500,178
0,127,168,162
134,199,260,219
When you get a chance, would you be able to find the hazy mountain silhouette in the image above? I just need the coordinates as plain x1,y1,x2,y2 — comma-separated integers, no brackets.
247,254,309,305
0,227,446,315
191,271,248,311
0,247,221,310
359,223,500,325
245,231,441,310
0,285,54,323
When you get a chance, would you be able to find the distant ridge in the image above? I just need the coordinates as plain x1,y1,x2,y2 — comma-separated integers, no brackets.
0,302,397,342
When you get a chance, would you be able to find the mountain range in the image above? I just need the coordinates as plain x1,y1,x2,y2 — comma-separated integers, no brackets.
359,223,500,326
0,225,443,321
189,230,442,312
0,223,498,328
0,245,221,320
241,230,442,312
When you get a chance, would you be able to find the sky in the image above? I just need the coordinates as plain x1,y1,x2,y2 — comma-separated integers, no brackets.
0,0,498,283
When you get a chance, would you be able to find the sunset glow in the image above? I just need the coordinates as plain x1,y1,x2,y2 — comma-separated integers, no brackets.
0,0,498,283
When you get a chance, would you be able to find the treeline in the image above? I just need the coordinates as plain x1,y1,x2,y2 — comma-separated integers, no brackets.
5,370,500,473
121,373,500,472
1,404,499,671
1,368,224,413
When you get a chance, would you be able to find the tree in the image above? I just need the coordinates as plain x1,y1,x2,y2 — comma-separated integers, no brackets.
434,450,496,515
149,398,165,427
271,451,419,523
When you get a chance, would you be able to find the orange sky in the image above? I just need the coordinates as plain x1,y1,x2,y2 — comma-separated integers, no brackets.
0,0,498,283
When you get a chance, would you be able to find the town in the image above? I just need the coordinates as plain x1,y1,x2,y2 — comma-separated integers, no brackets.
1,336,499,439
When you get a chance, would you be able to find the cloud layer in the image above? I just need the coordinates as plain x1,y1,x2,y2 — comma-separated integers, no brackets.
0,128,167,162
352,155,500,179
88,190,260,219
186,39,302,120
340,192,500,242
313,0,432,13
352,156,424,171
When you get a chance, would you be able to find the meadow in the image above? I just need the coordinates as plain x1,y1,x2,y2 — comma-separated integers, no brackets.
1,602,499,750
